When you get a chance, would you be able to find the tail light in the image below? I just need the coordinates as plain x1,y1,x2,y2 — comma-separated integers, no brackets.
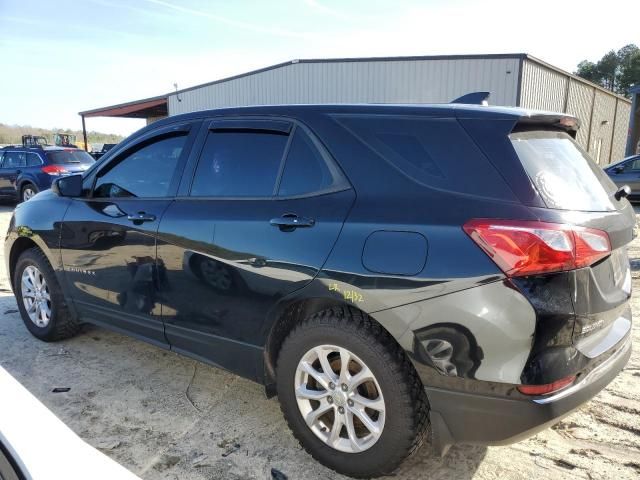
517,375,576,396
42,165,68,176
463,219,610,277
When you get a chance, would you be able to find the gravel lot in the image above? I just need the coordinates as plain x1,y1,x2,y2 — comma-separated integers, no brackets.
0,202,639,480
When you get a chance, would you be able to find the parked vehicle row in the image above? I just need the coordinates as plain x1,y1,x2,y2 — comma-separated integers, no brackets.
0,144,94,202
4,103,634,478
90,143,117,161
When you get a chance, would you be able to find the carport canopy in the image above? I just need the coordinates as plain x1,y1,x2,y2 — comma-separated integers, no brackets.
78,95,168,149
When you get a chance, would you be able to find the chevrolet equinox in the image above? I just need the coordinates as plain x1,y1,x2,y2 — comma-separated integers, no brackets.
4,103,634,478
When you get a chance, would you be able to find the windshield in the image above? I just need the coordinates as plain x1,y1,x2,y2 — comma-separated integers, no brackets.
607,155,640,169
510,130,617,212
46,150,94,165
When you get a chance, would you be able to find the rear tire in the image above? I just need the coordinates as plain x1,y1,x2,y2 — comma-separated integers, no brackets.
13,248,81,341
20,183,38,202
276,307,430,478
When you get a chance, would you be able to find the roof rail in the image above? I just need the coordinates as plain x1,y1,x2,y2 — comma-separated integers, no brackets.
450,91,490,105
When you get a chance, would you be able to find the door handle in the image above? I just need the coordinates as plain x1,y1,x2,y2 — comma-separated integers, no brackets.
127,212,156,224
270,214,315,231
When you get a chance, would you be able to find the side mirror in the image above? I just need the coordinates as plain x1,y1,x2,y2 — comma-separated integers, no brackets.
613,166,624,174
52,174,83,197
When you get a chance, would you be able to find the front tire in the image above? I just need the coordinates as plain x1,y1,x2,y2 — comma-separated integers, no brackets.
276,307,430,478
13,248,81,341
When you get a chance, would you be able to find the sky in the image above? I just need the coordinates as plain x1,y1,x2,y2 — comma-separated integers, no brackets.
1,0,639,136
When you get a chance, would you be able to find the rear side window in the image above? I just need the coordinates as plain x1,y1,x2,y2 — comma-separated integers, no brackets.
191,131,288,197
2,152,26,168
46,150,94,165
278,129,338,196
26,153,42,166
335,115,515,200
510,131,615,211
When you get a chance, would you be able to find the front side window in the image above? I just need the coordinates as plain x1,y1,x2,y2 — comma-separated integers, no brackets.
93,135,186,198
2,152,26,168
191,130,288,197
622,158,640,172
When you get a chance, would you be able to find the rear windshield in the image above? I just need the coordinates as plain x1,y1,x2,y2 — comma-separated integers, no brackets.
510,130,616,212
46,150,94,165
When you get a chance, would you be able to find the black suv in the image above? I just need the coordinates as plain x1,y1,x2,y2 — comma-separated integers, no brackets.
4,104,634,478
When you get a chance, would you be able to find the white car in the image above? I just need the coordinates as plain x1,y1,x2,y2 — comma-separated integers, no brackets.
0,367,140,480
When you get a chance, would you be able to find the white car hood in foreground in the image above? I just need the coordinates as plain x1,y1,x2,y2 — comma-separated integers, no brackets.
0,366,140,480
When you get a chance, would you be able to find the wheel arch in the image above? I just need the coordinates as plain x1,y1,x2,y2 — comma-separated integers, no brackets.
262,295,415,398
16,178,38,200
8,237,57,291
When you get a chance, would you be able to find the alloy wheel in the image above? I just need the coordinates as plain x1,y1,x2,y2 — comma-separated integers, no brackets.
21,265,52,328
294,345,386,453
22,187,36,201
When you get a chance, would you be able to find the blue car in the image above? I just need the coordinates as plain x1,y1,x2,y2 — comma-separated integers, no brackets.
0,145,94,202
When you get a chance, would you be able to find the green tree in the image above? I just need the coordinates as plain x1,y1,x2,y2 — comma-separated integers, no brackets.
575,44,640,97
576,60,600,84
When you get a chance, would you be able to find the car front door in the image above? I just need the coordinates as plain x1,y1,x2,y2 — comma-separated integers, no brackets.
0,151,26,197
610,157,640,194
59,122,199,346
155,118,355,378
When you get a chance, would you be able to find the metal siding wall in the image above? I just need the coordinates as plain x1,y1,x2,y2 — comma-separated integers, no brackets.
519,60,568,111
566,80,594,150
612,100,631,162
519,58,632,164
590,91,617,165
167,58,521,115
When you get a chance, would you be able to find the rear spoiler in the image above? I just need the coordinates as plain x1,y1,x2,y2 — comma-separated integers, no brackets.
451,92,490,105
513,113,580,138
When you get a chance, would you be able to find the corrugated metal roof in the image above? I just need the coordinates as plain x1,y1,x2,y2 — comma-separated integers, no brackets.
79,53,631,117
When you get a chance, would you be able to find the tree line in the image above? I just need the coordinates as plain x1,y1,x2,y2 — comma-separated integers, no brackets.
0,123,123,146
575,44,639,97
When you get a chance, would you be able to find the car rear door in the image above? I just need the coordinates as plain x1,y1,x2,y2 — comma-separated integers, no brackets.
59,122,200,346
155,118,355,378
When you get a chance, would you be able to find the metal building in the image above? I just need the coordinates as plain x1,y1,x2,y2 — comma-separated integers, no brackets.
80,53,635,165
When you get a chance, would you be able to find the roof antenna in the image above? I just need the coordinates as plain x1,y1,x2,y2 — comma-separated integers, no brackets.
173,83,182,102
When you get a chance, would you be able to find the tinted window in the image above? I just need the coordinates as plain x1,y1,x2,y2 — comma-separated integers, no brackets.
335,116,515,200
46,150,94,165
0,152,4,166
26,153,42,166
622,158,640,172
510,130,615,211
2,152,26,168
278,130,336,196
191,131,288,197
94,135,186,198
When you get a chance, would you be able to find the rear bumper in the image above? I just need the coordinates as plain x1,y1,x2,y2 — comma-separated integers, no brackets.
427,334,632,455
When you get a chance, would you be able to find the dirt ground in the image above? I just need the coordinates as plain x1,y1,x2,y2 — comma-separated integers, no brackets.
0,202,638,480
